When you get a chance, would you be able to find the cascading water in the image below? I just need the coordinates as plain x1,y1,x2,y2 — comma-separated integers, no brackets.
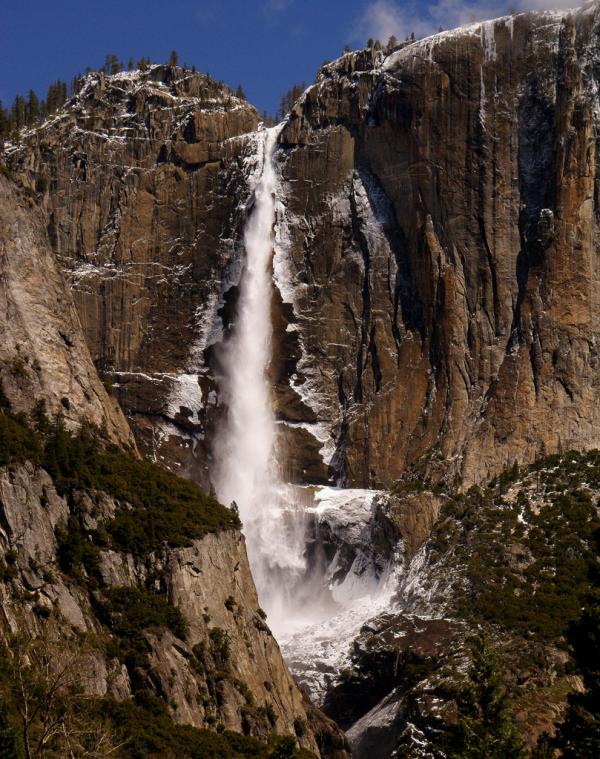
213,127,307,636
213,125,399,656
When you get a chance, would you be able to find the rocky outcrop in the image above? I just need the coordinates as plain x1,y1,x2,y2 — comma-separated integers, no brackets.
4,11,600,753
274,4,600,488
0,174,132,444
326,614,464,759
0,460,344,754
6,6,600,498
314,448,600,756
9,10,600,494
0,167,347,756
4,65,260,485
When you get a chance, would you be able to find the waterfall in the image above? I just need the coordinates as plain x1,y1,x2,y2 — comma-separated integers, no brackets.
213,127,306,636
213,126,399,651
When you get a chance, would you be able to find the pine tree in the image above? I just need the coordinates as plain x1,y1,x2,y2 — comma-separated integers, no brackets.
11,96,26,131
270,736,299,759
45,81,67,114
386,35,398,50
276,82,307,119
26,89,39,125
69,75,81,97
104,54,122,75
235,84,246,100
169,49,179,66
0,699,18,759
0,101,8,140
554,597,600,757
448,634,525,759
45,83,55,114
531,732,554,758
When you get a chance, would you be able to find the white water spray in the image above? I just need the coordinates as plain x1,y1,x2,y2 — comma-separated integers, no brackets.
213,126,400,652
213,128,306,635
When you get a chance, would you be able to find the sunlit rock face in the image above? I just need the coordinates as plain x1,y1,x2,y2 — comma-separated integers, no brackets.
276,4,600,490
0,174,132,445
9,6,600,495
3,5,600,758
0,171,348,759
4,64,261,486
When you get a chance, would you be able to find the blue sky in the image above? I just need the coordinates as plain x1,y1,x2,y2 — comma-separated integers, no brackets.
1,0,580,116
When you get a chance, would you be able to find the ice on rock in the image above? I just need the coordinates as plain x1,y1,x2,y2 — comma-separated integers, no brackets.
480,65,486,128
166,373,203,419
481,19,497,62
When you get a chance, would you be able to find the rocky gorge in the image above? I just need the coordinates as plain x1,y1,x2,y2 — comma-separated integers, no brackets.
2,2,600,757
0,170,347,757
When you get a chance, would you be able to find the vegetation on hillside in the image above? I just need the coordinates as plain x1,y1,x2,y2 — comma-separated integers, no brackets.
95,691,312,759
531,523,600,757
0,389,307,757
405,450,600,756
0,396,240,563
428,451,600,642
276,83,306,120
447,634,525,759
0,51,247,145
0,636,309,759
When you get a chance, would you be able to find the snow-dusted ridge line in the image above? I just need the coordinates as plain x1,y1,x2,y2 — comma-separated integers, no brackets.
3,63,254,157
383,7,577,69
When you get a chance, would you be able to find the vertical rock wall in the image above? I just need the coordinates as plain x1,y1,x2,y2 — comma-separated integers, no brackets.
275,6,600,488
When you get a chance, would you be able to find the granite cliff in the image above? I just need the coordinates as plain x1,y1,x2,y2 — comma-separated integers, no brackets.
276,3,600,490
7,7,600,494
0,173,347,757
4,64,261,486
3,3,600,757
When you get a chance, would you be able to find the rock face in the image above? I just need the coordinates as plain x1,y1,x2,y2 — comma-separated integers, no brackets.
327,614,465,759
0,461,345,755
275,4,600,488
4,8,600,754
0,171,347,757
0,174,132,444
8,9,600,493
4,65,260,485
317,448,600,757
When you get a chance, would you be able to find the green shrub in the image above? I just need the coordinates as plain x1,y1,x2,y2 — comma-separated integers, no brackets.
34,175,48,194
225,595,236,612
42,422,239,554
429,450,600,643
234,679,255,707
10,358,28,379
98,587,188,644
2,408,239,557
93,690,307,758
56,515,101,580
0,164,13,181
0,410,42,467
293,718,306,738
209,628,231,667
0,561,18,582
